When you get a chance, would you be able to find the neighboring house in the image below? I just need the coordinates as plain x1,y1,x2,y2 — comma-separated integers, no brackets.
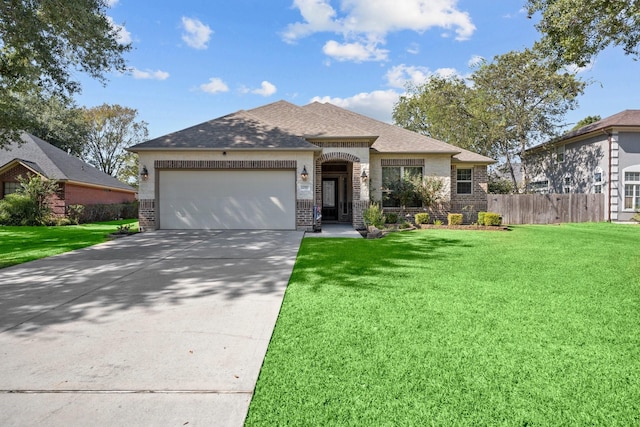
525,110,640,221
128,100,494,231
0,132,137,216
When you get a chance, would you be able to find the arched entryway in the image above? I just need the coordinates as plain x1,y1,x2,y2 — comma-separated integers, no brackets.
315,152,364,228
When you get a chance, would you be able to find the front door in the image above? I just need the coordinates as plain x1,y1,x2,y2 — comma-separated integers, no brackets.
322,178,338,221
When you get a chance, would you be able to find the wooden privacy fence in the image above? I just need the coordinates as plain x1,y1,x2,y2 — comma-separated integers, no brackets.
487,193,605,224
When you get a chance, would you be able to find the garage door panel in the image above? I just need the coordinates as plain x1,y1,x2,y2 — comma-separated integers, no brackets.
159,170,295,230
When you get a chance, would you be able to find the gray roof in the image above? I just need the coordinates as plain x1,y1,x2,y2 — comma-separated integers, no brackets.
0,133,136,192
130,100,495,163
131,107,320,151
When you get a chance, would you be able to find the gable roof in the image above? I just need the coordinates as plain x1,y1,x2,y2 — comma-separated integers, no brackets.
131,105,321,151
129,100,495,163
302,102,493,162
528,110,640,152
0,133,136,193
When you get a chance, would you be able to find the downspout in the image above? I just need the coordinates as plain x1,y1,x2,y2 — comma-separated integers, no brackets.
607,131,612,222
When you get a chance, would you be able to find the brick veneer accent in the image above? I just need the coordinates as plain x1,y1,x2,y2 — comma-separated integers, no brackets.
449,165,489,222
155,160,297,169
381,159,425,166
138,199,156,230
315,152,366,228
296,199,314,231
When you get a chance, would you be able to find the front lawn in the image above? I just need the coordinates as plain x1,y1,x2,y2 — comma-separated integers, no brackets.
0,219,139,269
246,223,640,425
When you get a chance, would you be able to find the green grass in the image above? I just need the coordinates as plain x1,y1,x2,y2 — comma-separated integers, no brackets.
0,219,139,268
246,223,640,426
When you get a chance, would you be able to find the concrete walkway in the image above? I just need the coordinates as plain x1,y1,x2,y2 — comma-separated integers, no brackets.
0,230,303,426
304,223,363,238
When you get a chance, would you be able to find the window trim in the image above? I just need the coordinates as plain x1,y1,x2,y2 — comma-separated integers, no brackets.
555,145,565,163
3,182,20,197
456,167,473,195
594,167,603,194
623,166,640,211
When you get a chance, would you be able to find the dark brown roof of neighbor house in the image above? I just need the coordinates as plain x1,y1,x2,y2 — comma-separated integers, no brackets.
528,109,640,152
0,133,136,192
129,100,495,164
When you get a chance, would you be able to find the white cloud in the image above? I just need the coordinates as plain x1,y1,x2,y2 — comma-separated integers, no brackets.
105,0,119,7
251,81,277,96
106,16,131,45
565,61,594,74
284,0,476,62
200,77,229,94
385,64,463,88
131,68,170,80
311,89,400,123
323,40,389,62
407,43,420,55
181,17,213,50
468,54,485,68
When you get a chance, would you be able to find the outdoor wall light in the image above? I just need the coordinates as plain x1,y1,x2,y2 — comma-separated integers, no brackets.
140,166,149,181
301,165,309,181
361,169,368,181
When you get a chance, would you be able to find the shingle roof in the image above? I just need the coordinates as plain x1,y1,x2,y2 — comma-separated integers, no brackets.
0,133,136,192
528,109,640,152
130,107,320,151
562,110,640,140
129,100,495,163
302,102,494,162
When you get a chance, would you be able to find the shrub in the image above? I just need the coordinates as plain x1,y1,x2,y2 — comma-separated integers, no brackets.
433,219,443,226
363,203,386,228
484,212,502,226
67,205,85,225
414,213,430,225
0,194,39,225
77,201,139,223
448,213,463,225
385,212,399,224
478,211,486,225
400,221,412,229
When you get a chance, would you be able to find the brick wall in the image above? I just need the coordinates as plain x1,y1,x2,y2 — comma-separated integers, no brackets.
65,183,135,205
450,165,489,220
296,199,314,231
138,199,155,231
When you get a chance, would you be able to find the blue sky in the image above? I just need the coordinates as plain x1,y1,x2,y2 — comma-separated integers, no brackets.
76,0,640,140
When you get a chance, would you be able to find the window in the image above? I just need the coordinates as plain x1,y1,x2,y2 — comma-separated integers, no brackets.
563,176,571,194
456,168,472,194
529,180,549,194
3,182,19,197
555,145,565,163
594,168,603,194
382,166,423,207
624,171,640,210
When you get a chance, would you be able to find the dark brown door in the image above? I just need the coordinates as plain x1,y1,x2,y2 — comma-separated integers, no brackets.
322,178,338,221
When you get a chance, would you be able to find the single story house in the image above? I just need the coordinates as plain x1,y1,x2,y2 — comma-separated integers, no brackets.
0,132,137,216
128,100,494,231
525,110,640,221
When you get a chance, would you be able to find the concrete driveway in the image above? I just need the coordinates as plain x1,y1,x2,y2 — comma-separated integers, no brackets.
0,230,303,426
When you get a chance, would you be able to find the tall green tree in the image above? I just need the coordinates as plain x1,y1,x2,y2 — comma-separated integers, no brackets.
82,104,148,179
393,76,498,158
393,49,585,190
20,93,89,156
0,0,130,147
527,0,640,67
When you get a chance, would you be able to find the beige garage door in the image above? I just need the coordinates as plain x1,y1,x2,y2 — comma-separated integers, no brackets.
159,170,296,230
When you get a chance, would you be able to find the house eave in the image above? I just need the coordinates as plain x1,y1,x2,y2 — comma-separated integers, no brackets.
128,146,322,153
